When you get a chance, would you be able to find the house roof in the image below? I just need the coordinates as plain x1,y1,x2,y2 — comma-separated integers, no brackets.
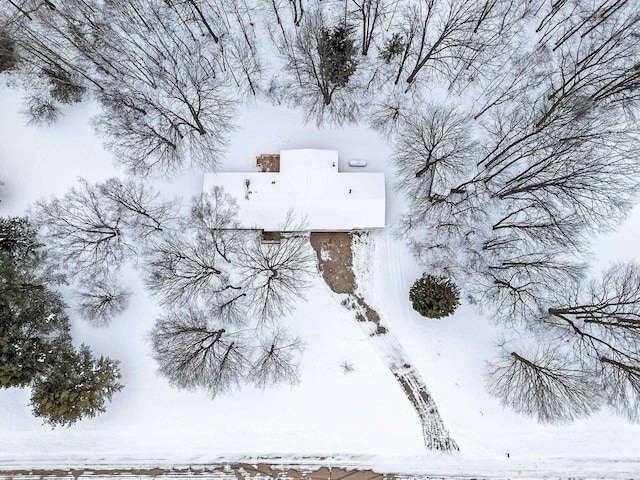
203,149,385,231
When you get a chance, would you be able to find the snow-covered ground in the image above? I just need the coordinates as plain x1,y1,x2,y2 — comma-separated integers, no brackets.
1,86,640,475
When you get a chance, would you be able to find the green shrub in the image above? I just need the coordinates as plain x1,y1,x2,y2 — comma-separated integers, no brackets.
409,274,460,318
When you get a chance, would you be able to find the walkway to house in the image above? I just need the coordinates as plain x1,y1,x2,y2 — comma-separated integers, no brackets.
309,233,458,453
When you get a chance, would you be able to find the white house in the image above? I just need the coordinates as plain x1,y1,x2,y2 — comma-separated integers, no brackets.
203,149,385,231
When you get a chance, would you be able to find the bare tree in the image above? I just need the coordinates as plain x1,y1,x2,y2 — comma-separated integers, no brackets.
167,0,264,97
384,0,524,91
74,275,132,327
150,309,250,397
392,102,474,209
144,234,238,313
98,178,177,240
238,213,315,322
33,177,171,276
6,0,106,94
487,345,601,423
468,244,586,325
543,262,640,421
33,179,133,276
93,45,235,176
247,328,304,388
190,186,242,263
22,93,59,125
349,0,385,56
144,187,244,314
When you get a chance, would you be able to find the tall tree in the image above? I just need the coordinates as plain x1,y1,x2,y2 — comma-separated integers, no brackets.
74,275,132,327
144,187,244,316
238,214,315,322
488,262,640,423
30,345,123,427
34,178,172,276
150,309,250,397
487,345,600,423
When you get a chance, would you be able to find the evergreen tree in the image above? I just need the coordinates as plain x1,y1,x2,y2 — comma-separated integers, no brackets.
409,274,460,319
30,345,123,427
0,218,69,388
317,24,358,89
0,216,39,261
0,255,70,387
0,216,123,426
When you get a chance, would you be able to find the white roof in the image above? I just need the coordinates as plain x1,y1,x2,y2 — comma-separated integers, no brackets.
203,149,385,231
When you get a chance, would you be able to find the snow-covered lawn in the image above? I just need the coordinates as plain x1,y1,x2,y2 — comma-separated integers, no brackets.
1,86,640,473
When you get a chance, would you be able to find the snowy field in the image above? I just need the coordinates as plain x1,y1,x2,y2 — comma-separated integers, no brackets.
1,82,640,476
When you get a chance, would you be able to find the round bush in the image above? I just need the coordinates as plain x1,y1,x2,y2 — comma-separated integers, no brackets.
409,274,460,319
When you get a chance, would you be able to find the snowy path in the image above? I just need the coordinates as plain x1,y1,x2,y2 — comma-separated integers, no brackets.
310,233,458,452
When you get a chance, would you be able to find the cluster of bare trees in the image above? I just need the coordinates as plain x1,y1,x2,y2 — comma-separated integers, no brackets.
266,0,534,128
3,0,266,175
145,189,314,396
151,310,304,397
392,0,640,423
33,177,176,325
489,262,640,423
272,5,362,126
9,0,640,419
33,177,315,394
4,0,537,132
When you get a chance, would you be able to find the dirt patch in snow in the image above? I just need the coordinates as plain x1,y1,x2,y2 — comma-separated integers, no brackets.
310,232,355,294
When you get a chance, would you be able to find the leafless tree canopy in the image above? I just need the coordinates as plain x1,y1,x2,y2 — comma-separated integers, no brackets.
74,275,132,327
33,179,134,277
488,262,640,422
238,213,315,322
144,196,312,397
89,1,236,176
150,309,305,396
543,263,640,421
276,5,363,126
487,346,600,424
381,1,640,423
397,1,640,320
392,102,474,211
33,178,173,277
247,328,304,389
150,309,251,397
144,187,245,317
7,0,245,176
